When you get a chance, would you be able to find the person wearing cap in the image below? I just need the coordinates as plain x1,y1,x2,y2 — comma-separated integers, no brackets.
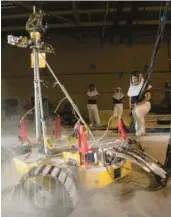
112,87,124,118
127,71,152,136
87,84,101,127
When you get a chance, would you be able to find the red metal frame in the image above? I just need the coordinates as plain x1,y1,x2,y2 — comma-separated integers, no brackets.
117,119,127,140
77,125,89,167
19,120,27,144
55,116,61,139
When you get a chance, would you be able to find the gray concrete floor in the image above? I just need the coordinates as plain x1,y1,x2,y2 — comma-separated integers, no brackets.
1,120,171,217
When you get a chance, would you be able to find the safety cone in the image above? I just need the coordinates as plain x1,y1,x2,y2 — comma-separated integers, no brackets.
117,117,127,140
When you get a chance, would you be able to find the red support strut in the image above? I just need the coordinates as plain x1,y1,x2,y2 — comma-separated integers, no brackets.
77,125,89,167
55,116,61,139
20,120,27,144
117,118,127,140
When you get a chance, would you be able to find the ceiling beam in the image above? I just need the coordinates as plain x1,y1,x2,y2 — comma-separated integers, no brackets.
121,3,140,45
1,8,116,20
140,6,164,11
6,2,75,25
88,12,91,22
137,20,171,24
2,6,16,9
107,2,124,43
55,15,74,24
72,1,80,25
2,21,113,32
2,2,14,6
126,4,140,26
101,2,109,43
2,20,171,32
13,1,33,11
2,6,165,20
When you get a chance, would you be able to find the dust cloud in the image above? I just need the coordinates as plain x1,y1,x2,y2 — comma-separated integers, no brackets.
1,120,40,217
1,120,171,217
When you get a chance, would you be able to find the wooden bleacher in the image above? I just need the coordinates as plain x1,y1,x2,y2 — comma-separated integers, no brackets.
145,113,171,128
99,110,171,129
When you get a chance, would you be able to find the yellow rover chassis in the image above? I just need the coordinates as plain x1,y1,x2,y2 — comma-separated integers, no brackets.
13,149,131,190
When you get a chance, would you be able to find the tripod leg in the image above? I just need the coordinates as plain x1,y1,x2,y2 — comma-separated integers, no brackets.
40,53,95,140
33,48,41,140
35,49,48,154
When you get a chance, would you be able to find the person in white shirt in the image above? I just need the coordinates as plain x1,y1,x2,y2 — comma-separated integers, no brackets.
87,84,101,127
112,87,124,118
127,71,152,136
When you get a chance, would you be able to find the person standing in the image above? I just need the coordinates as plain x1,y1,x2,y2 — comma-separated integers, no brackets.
112,87,124,118
87,84,101,127
127,71,152,136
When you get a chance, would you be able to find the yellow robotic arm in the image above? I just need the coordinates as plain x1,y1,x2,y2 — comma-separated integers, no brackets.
25,9,47,34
